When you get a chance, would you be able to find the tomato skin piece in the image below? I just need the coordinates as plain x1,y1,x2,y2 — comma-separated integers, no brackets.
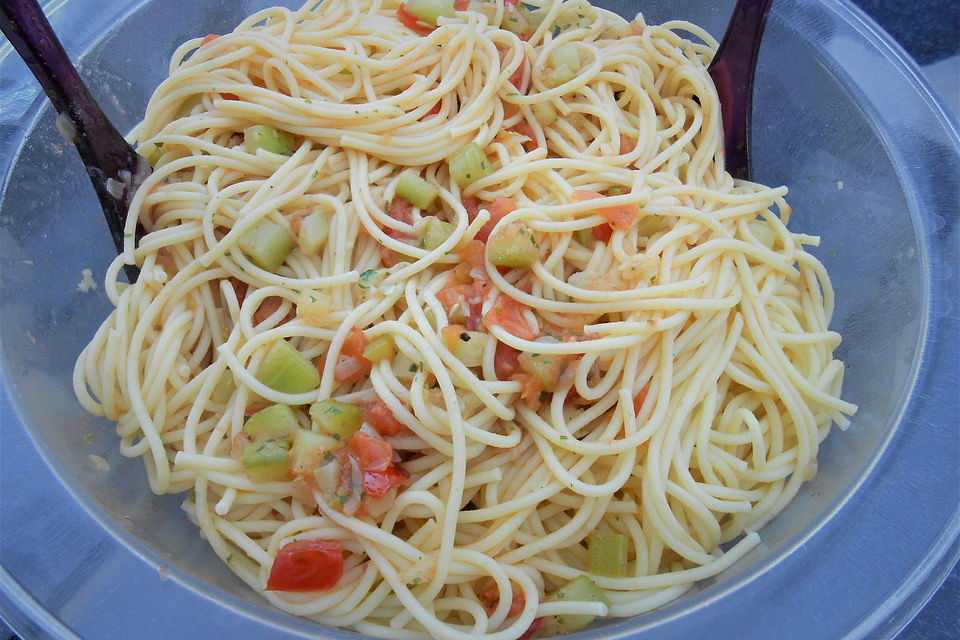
220,92,240,101
200,34,219,47
347,432,392,472
513,372,541,404
454,0,470,8
364,400,407,436
572,189,636,233
519,617,543,640
483,294,536,341
464,194,514,244
633,384,650,414
494,341,521,379
397,4,435,35
265,539,344,592
334,329,372,382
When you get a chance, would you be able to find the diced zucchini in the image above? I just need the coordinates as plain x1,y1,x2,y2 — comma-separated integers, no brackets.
550,43,582,75
545,43,582,87
404,0,456,25
487,222,539,268
545,65,576,88
517,5,545,30
297,210,331,255
238,219,295,272
448,142,493,188
441,325,488,367
290,428,339,475
419,216,456,251
210,370,236,403
541,575,610,635
243,440,289,482
176,94,203,119
574,227,596,248
363,336,394,363
244,404,299,442
531,100,558,125
501,6,530,36
588,530,629,578
396,169,439,209
309,399,362,440
256,340,321,394
637,215,661,238
296,290,335,326
517,348,567,392
244,125,295,155
357,268,388,290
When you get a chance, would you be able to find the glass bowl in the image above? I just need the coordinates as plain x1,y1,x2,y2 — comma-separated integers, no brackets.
1,0,957,638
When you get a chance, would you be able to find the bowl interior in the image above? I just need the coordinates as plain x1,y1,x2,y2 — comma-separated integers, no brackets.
0,0,930,637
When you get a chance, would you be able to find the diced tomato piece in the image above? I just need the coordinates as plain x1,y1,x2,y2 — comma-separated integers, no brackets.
397,3,435,35
362,465,407,498
334,355,371,383
483,294,536,341
265,539,343,592
480,582,526,618
592,221,613,243
364,400,407,436
437,283,485,329
468,195,515,243
510,120,539,153
504,0,520,5
572,189,636,233
347,432,393,472
220,92,240,101
454,0,470,8
494,341,521,379
200,34,219,47
418,101,442,121
513,372,541,404
619,137,636,155
342,328,368,358
334,328,372,382
519,617,543,640
387,197,413,228
452,239,486,283
633,384,650,414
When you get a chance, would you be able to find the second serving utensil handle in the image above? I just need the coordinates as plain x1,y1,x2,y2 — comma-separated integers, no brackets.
709,0,774,181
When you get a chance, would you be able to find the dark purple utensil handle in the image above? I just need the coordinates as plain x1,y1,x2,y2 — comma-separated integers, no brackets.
1,0,143,280
709,0,774,181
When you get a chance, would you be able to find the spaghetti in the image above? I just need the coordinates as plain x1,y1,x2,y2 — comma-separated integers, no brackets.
73,0,857,637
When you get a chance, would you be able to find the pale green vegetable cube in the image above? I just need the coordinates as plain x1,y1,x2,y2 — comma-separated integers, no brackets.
541,575,610,635
396,169,439,209
238,219,295,272
517,349,566,392
256,340,321,394
244,125,295,155
362,336,394,363
588,530,629,578
290,428,339,475
297,210,331,255
176,94,203,119
448,142,493,188
210,370,236,403
419,216,456,251
243,440,289,482
404,0,456,25
244,404,299,442
487,223,538,268
309,399,362,441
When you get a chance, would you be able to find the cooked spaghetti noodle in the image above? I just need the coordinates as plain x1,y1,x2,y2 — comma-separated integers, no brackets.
74,0,856,637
